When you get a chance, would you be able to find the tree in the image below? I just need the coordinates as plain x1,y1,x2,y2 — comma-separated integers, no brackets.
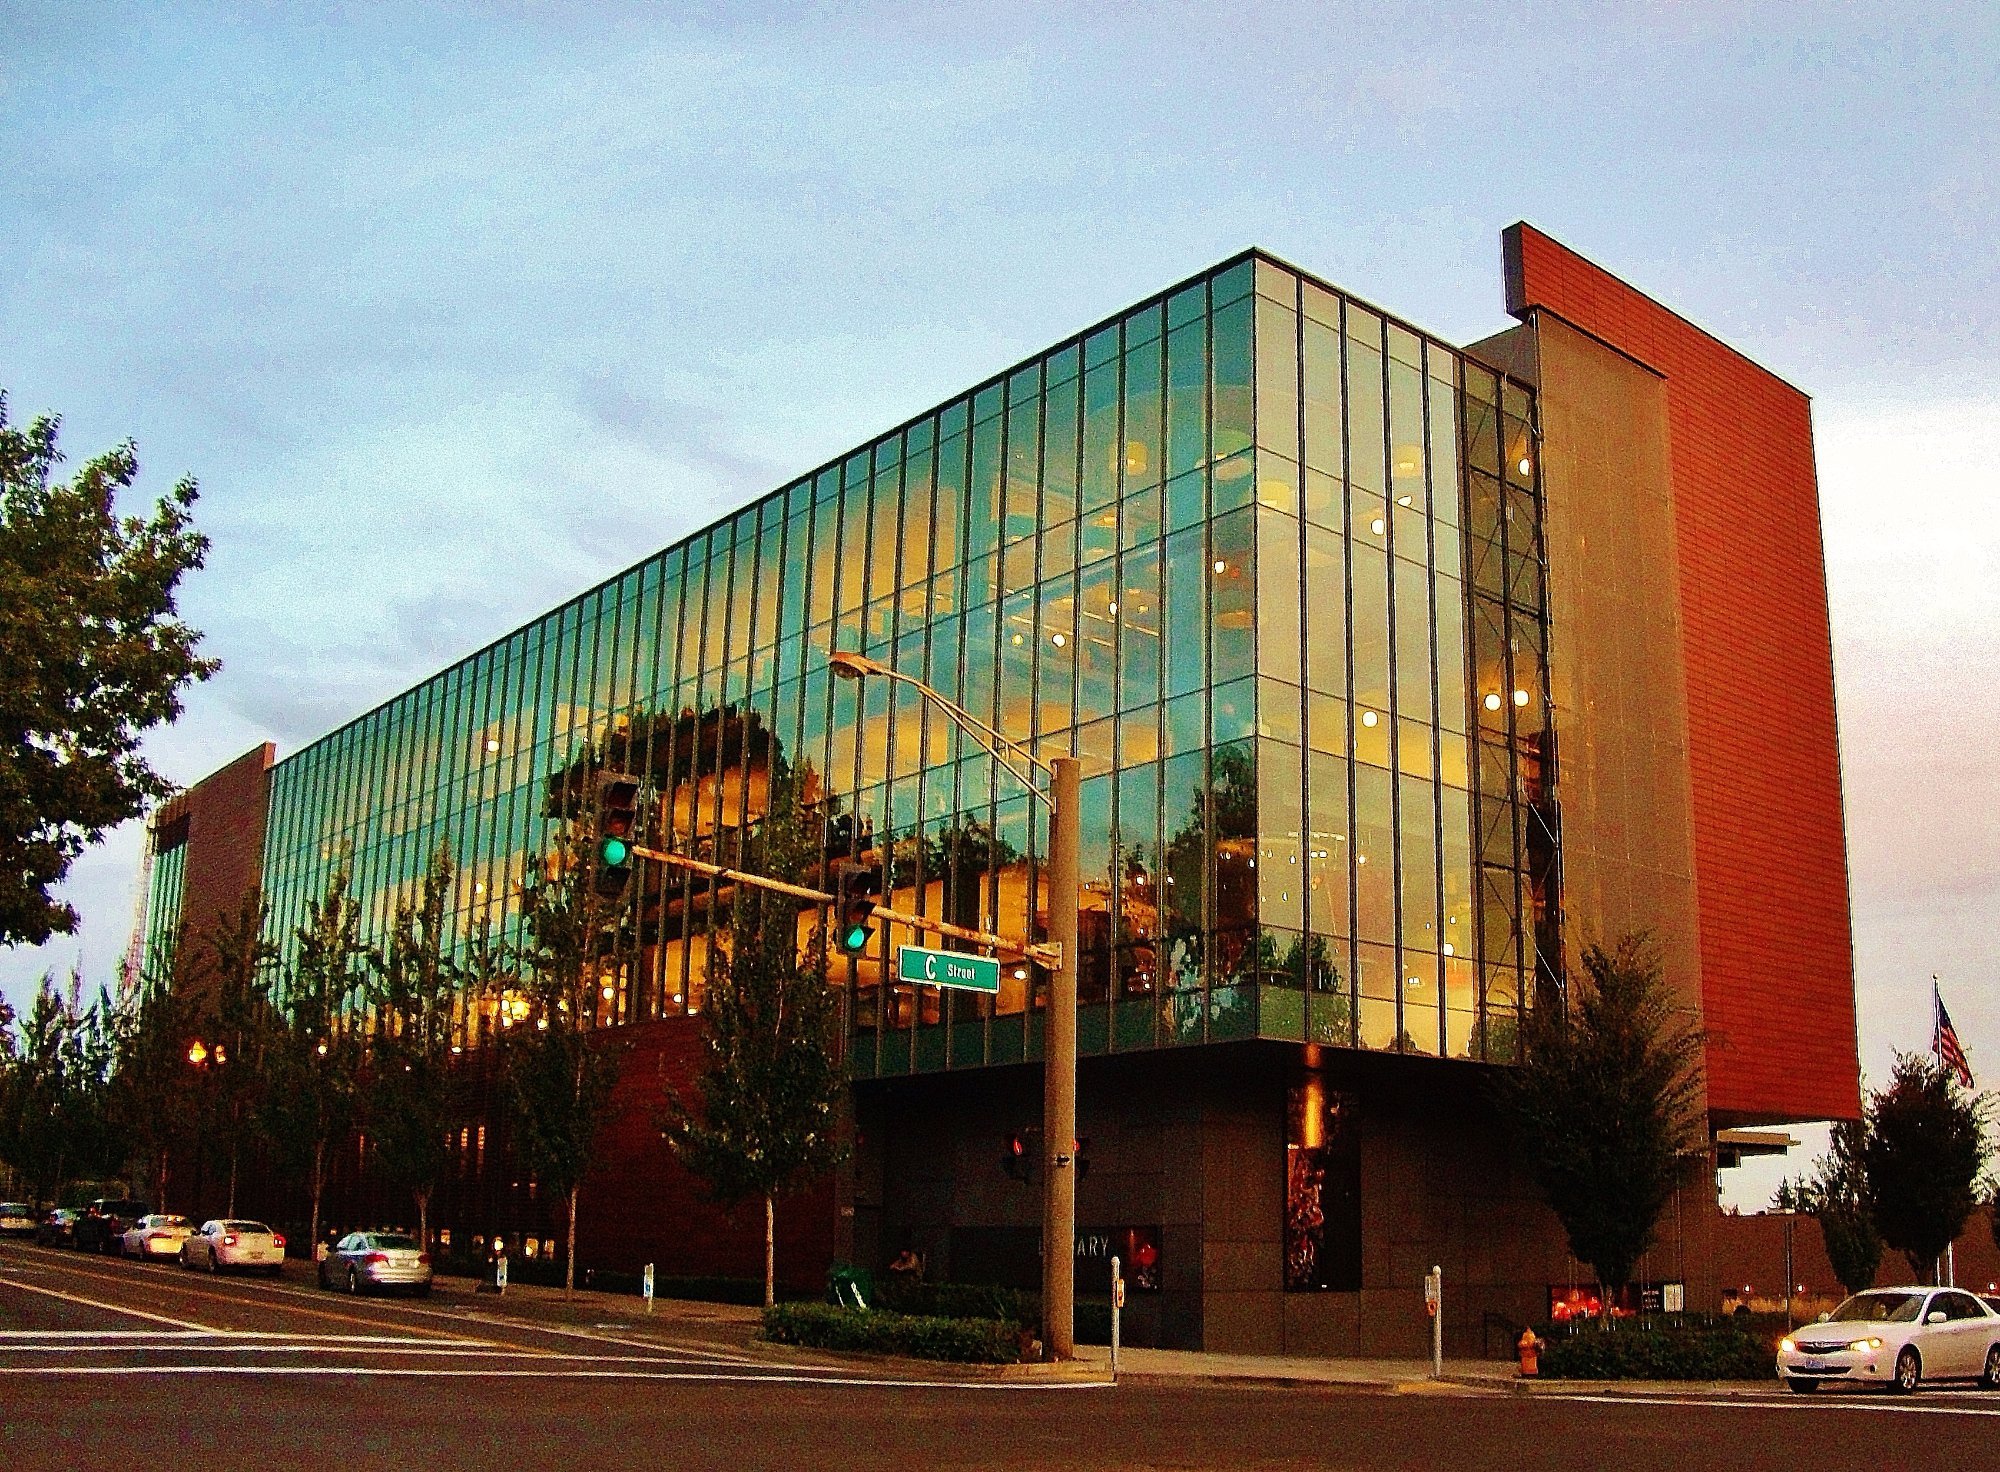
499,830,624,1298
0,975,118,1204
365,846,463,1248
201,896,278,1216
1777,1120,1882,1296
110,967,201,1212
262,864,368,1253
1864,1052,1987,1282
667,760,847,1308
0,393,217,947
1495,933,1704,1299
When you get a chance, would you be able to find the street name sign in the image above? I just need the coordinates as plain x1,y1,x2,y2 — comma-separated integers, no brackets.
897,945,1001,994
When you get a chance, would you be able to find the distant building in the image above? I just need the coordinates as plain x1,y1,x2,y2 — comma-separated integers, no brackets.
141,225,1857,1353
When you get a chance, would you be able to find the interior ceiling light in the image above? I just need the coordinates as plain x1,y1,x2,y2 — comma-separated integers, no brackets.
1371,518,1386,536
1483,693,1503,711
485,738,501,753
1513,688,1530,706
1213,559,1227,574
1518,457,1533,475
1396,495,1413,507
1360,710,1379,727
1051,632,1067,647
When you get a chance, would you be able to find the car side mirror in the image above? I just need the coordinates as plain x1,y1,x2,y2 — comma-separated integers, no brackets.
1815,1312,1830,1323
1926,1310,1947,1325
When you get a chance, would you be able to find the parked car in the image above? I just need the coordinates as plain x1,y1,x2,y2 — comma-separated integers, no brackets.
1778,1287,2000,1393
36,1207,83,1247
0,1203,37,1237
120,1214,193,1262
73,1198,150,1254
317,1231,432,1296
180,1219,286,1276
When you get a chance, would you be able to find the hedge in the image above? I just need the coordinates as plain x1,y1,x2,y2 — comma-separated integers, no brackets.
762,1303,1029,1364
873,1280,1032,1325
1538,1319,1777,1380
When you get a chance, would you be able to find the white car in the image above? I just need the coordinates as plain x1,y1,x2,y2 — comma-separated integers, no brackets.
180,1219,286,1276
0,1203,36,1237
1778,1287,2000,1393
120,1214,192,1261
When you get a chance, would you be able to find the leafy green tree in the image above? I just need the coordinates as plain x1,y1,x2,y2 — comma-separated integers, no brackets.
667,760,847,1307
200,896,278,1216
0,975,118,1204
500,830,625,1298
1496,933,1704,1299
1776,1120,1882,1296
1864,1053,1988,1282
110,965,202,1212
262,864,368,1252
0,394,217,947
366,846,464,1248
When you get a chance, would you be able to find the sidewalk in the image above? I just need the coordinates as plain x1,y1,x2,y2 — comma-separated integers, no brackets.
1070,1344,1514,1392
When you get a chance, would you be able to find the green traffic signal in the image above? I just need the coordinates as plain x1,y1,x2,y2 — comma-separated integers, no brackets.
838,914,872,953
599,835,630,867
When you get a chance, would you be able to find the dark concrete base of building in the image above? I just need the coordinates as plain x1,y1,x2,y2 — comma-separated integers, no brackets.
852,1040,1585,1356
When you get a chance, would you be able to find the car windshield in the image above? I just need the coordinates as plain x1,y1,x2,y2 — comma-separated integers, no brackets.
155,1216,187,1228
223,1221,270,1234
1829,1291,1926,1323
0,1204,29,1214
369,1235,420,1250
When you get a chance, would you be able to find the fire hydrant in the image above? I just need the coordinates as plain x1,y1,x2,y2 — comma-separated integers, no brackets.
1517,1328,1543,1378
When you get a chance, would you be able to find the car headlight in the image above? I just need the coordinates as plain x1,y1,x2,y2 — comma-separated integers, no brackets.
1849,1337,1883,1352
1779,1337,1796,1354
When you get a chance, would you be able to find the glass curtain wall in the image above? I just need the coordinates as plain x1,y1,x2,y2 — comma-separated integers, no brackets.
255,249,1555,1076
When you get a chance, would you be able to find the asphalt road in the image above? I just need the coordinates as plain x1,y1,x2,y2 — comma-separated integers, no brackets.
2,1240,1997,1471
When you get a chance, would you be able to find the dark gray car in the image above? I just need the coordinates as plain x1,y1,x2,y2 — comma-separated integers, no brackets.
317,1231,433,1296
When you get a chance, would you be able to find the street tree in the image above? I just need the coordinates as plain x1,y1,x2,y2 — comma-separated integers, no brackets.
667,760,847,1308
500,830,624,1298
366,846,464,1248
262,864,368,1252
200,896,278,1216
1496,933,1704,1300
1864,1053,1988,1282
0,393,217,948
0,975,119,1204
1776,1119,1882,1296
111,965,202,1212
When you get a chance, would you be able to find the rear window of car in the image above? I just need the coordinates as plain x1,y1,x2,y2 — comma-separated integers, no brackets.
223,1221,270,1233
0,1204,30,1214
1830,1291,1924,1323
369,1234,421,1250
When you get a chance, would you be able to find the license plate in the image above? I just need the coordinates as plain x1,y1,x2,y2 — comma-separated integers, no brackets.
1800,1358,1832,1371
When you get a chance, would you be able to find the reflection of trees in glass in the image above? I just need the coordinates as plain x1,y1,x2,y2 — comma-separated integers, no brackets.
1284,1085,1360,1291
918,818,1018,934
1112,842,1159,996
1162,744,1255,989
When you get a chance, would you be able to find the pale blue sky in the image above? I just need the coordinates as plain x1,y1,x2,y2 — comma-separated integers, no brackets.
5,4,1995,1205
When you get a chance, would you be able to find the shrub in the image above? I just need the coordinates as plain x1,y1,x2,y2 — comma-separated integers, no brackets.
874,1279,1032,1325
1538,1318,1777,1380
762,1303,1027,1363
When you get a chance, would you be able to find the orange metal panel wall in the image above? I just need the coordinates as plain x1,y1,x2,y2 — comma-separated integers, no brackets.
1503,223,1859,1123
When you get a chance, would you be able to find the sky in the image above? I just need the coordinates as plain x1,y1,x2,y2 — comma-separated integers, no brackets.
3,3,1995,1208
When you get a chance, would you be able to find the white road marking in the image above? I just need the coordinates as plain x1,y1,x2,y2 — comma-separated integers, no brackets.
1548,1391,2000,1418
0,1363,1103,1389
0,1275,221,1331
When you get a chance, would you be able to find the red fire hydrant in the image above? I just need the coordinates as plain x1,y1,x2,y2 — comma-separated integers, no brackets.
1518,1328,1543,1378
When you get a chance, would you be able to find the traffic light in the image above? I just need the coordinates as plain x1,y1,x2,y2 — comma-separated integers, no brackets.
593,772,640,900
1003,1130,1032,1182
832,857,881,956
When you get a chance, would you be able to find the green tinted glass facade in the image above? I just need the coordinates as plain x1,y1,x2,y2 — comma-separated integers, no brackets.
243,250,1556,1075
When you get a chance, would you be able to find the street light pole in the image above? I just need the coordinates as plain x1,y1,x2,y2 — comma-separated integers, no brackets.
827,649,1081,1361
1042,753,1080,1360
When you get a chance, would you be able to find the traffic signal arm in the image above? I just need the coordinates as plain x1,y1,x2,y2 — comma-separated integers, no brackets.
628,843,1060,967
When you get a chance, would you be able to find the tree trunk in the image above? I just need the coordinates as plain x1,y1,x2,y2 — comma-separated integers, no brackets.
764,1192,776,1310
416,1189,429,1253
566,1186,579,1300
308,1139,325,1253
227,1139,239,1218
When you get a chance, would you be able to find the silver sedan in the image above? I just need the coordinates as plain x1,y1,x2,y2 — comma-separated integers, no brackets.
317,1232,433,1296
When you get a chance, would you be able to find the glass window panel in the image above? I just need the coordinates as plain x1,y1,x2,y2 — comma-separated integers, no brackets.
1165,467,1205,534
1118,544,1161,711
1043,377,1079,526
998,589,1035,744
1304,523,1346,696
1351,541,1389,715
1162,690,1204,757
1399,774,1439,956
1303,315,1343,477
1307,748,1349,938
1211,297,1254,464
1353,766,1394,944
1004,397,1041,542
1393,554,1434,724
1081,359,1120,515
1076,558,1117,726
1210,507,1255,685
1257,676,1301,744
1036,574,1076,735
1256,294,1300,456
1115,760,1161,998
1162,748,1205,987
1166,320,1208,482
1345,316,1385,497
1162,526,1205,700
1435,575,1469,735
967,416,1002,561
1257,509,1301,684
1211,674,1255,745
1121,485,1160,550
1259,739,1304,930
1122,344,1162,490
1441,785,1474,962
1306,692,1346,757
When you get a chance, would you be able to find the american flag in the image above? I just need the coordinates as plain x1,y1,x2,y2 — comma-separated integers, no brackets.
1934,980,1974,1090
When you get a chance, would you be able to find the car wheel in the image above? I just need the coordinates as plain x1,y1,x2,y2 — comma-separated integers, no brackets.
416,1283,432,1299
208,1250,220,1274
1785,1377,1819,1394
1893,1346,1921,1394
347,1267,361,1296
1982,1344,2000,1390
